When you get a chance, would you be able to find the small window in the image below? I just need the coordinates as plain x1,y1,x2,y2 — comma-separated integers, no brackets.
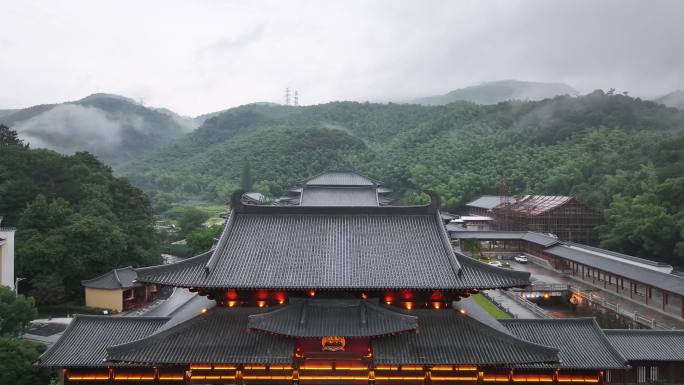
649,367,659,382
637,366,646,383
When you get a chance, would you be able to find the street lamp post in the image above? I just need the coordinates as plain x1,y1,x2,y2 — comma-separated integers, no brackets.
15,277,26,296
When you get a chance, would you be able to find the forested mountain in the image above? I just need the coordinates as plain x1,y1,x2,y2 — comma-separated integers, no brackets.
410,80,578,105
121,91,684,265
654,90,684,110
0,93,194,165
0,128,159,302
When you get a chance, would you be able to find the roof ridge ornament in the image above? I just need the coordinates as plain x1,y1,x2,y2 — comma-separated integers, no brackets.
425,190,441,213
230,190,246,213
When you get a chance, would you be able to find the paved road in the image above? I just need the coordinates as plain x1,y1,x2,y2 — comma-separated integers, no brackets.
509,261,684,329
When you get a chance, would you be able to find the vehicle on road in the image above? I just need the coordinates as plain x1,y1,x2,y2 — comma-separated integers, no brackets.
514,255,529,264
488,260,503,268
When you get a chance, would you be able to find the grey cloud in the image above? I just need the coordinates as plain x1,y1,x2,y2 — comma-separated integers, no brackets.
1,0,683,115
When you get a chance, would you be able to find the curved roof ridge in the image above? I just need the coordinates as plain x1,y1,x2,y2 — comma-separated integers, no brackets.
135,250,212,283
248,298,418,338
36,314,169,367
299,170,382,187
205,210,234,275
458,309,560,358
501,316,628,369
106,308,219,358
604,329,684,334
81,266,137,289
435,210,462,276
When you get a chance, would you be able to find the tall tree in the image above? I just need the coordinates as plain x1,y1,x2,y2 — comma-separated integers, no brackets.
0,287,38,337
241,163,253,191
178,207,210,238
0,124,26,147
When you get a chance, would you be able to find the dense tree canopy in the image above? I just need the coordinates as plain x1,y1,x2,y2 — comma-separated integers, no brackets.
0,139,159,299
0,287,38,337
122,93,684,265
0,338,51,385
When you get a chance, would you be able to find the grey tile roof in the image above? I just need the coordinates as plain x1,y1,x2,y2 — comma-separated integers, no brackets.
138,203,469,290
372,309,559,366
136,205,531,290
299,186,379,206
449,231,560,247
107,308,294,364
465,195,506,210
545,245,684,296
501,318,627,369
303,171,378,186
604,330,684,361
248,298,418,337
35,316,168,367
81,267,139,289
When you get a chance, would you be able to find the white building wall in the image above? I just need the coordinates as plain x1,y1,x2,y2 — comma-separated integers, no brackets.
0,228,15,289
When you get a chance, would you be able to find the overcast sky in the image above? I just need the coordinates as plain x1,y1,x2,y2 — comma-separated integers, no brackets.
2,0,683,116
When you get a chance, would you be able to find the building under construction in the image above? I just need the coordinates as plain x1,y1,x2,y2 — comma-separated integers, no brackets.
491,195,601,245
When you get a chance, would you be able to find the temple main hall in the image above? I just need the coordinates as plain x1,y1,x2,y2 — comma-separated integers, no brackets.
37,172,684,384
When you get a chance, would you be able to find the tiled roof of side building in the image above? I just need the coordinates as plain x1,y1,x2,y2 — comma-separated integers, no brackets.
299,186,379,206
107,307,294,365
545,244,684,296
302,171,379,186
465,195,506,210
499,195,576,216
81,267,139,289
248,298,418,337
35,315,169,367
604,330,684,361
448,231,561,247
372,309,559,366
501,318,627,369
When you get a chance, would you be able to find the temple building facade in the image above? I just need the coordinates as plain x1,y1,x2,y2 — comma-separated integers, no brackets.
82,267,158,312
36,173,684,384
0,219,16,289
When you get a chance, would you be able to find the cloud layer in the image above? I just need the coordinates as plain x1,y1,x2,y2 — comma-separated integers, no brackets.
1,0,683,116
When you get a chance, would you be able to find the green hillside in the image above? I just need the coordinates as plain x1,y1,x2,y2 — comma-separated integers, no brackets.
121,91,684,265
0,93,193,165
654,90,684,110
410,80,578,105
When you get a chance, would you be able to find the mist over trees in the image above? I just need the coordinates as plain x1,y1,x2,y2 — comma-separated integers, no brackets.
0,94,194,165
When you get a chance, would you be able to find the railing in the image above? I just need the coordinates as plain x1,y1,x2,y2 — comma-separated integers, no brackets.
481,291,516,318
502,290,554,319
514,283,570,292
569,287,675,330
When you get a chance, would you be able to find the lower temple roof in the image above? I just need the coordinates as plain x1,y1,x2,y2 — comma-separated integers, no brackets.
501,318,628,369
248,298,418,337
604,330,684,362
106,307,294,365
40,305,560,367
36,315,169,367
370,309,559,366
